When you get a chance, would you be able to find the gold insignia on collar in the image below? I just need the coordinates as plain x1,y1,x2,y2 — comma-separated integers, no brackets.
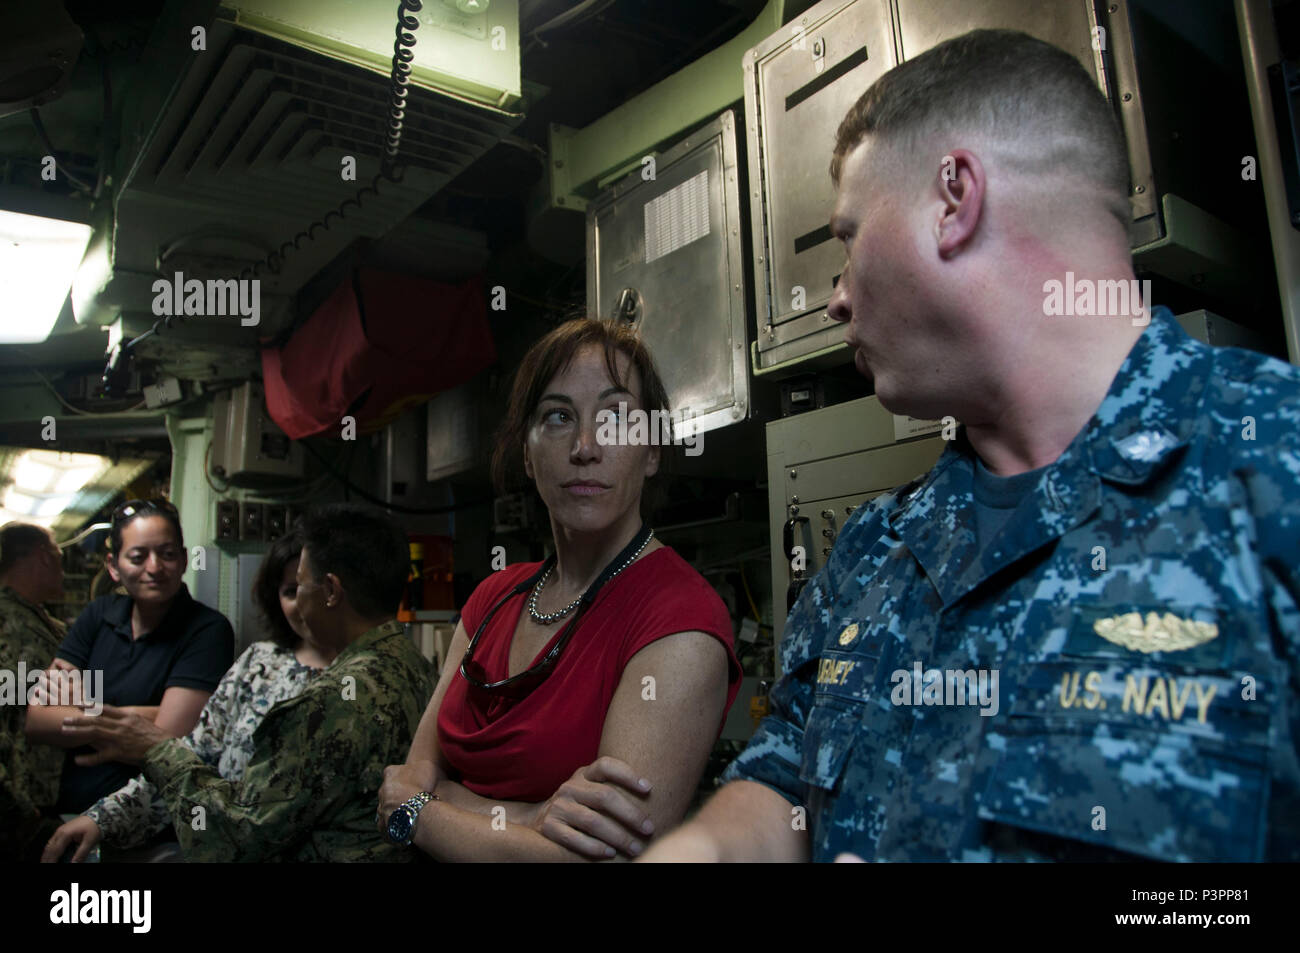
838,623,860,646
1093,612,1218,654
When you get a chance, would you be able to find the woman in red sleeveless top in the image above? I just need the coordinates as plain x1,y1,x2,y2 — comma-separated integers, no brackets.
378,319,741,861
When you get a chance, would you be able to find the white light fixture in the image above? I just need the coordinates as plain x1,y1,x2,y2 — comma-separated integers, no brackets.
444,0,489,13
55,465,100,495
3,490,38,516
12,456,57,491
0,209,92,344
35,496,72,518
0,450,111,527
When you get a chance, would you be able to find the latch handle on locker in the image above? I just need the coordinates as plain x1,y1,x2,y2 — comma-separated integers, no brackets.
782,514,808,563
783,514,810,612
613,287,641,325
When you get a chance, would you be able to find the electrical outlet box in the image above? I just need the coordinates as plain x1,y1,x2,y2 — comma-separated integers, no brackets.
265,505,288,540
239,502,265,541
211,381,305,487
216,500,240,540
143,377,184,408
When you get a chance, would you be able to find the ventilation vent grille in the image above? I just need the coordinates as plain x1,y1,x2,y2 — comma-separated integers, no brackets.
114,19,518,294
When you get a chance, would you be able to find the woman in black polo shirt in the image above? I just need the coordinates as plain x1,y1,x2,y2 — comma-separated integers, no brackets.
26,499,234,812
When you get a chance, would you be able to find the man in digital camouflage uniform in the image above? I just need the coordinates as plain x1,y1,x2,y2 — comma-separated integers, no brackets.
63,504,434,861
642,30,1299,862
0,523,68,860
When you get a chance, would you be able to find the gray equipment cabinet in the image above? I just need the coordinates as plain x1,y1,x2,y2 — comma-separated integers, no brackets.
745,0,1258,376
585,110,751,436
744,0,900,375
766,395,945,671
745,0,1110,376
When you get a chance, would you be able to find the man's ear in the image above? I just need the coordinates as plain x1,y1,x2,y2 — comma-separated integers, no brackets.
324,572,343,609
935,148,985,258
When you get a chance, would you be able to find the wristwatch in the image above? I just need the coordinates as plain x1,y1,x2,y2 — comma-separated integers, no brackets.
385,791,437,846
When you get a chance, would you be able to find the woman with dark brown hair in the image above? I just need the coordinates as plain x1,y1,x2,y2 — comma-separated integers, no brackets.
379,318,741,861
26,500,233,815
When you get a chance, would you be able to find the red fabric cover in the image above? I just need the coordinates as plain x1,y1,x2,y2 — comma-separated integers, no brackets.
261,268,494,439
438,547,742,802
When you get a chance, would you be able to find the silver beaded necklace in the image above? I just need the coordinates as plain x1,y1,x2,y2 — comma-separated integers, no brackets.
527,529,655,624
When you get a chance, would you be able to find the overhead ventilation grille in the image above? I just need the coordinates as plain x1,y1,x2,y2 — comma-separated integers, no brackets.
132,27,511,222
102,16,519,320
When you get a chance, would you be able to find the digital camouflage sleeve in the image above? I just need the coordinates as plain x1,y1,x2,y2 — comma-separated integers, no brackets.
87,640,317,850
143,620,434,861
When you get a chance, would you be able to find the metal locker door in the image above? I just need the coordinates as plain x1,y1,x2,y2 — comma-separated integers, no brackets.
586,110,751,436
745,0,897,375
893,0,1104,73
892,0,1159,235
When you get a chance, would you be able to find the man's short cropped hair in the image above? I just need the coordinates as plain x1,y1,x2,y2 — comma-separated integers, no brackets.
830,29,1131,225
299,504,408,620
0,522,55,576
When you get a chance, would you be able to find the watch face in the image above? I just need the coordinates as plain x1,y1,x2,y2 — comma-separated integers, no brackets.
387,809,413,844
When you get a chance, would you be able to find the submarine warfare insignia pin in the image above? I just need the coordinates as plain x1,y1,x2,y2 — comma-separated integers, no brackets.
1093,611,1218,654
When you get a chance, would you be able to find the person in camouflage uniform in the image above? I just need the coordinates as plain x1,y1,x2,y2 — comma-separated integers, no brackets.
0,523,68,861
51,640,323,857
711,301,1300,862
42,529,327,861
641,30,1300,862
61,505,434,861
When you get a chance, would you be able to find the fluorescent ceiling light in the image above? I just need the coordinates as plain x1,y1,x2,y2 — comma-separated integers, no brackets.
13,456,57,491
3,489,38,516
55,465,102,495
0,450,111,527
0,209,92,344
36,496,72,518
12,450,104,493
